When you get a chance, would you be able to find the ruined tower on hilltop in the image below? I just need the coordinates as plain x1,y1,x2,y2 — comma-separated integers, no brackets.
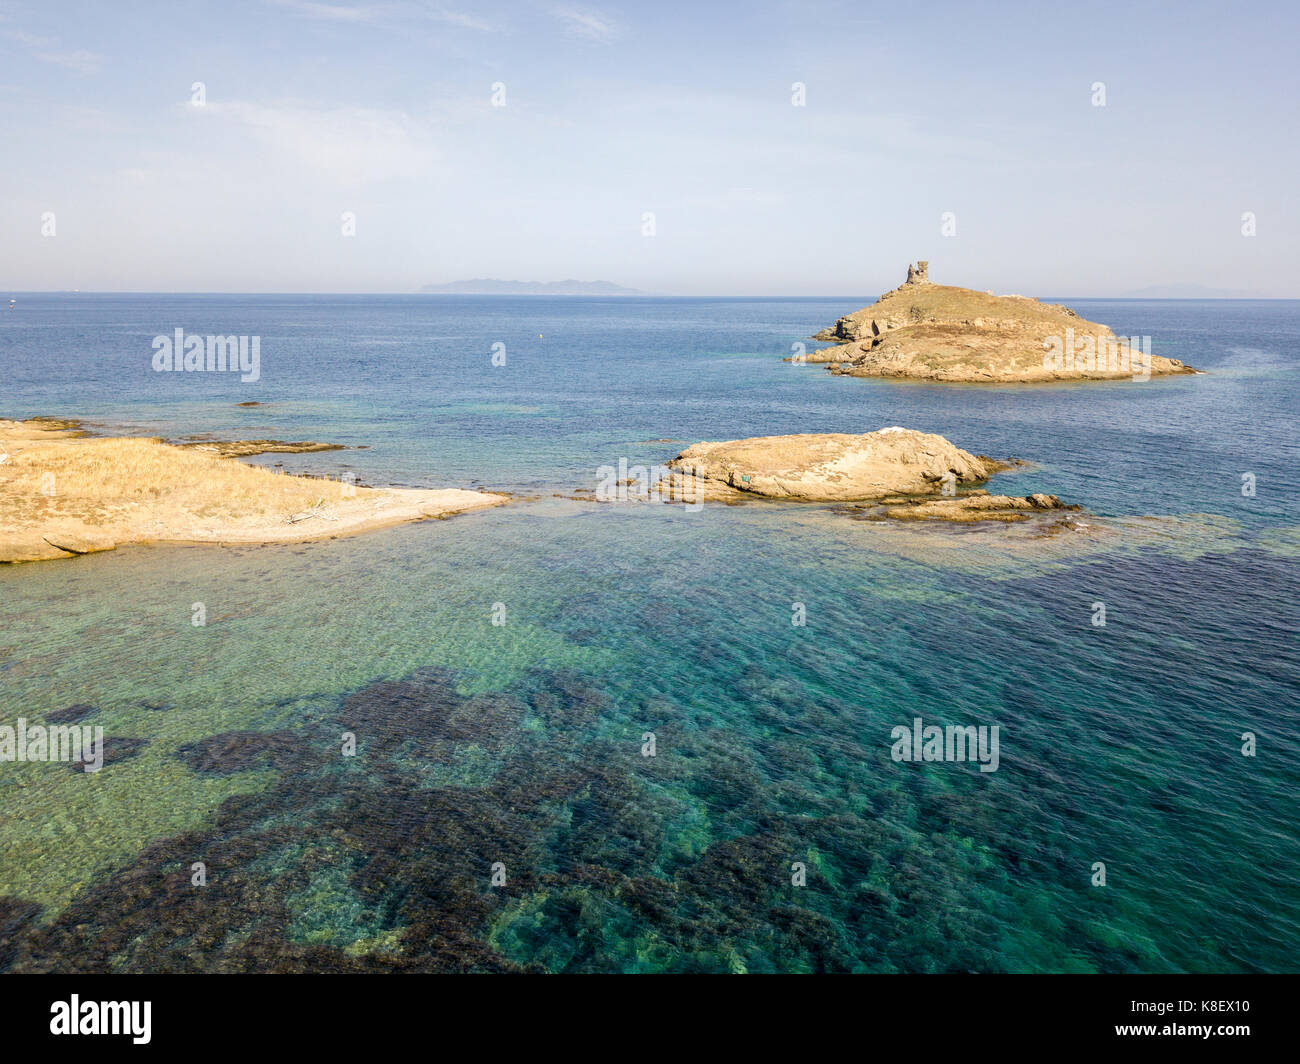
905,261,930,285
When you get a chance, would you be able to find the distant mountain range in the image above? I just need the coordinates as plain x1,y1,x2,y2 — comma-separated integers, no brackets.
419,279,644,296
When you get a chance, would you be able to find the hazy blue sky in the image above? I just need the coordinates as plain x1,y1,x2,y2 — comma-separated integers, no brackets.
2,0,1296,295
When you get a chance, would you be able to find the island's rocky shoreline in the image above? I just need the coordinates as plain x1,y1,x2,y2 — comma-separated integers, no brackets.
665,428,1006,502
569,427,1092,530
0,417,506,564
832,491,1083,526
0,415,1104,564
173,438,347,459
796,262,1199,383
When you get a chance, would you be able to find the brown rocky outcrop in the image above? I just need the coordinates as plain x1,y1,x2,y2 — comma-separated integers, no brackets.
663,428,1005,503
799,263,1199,382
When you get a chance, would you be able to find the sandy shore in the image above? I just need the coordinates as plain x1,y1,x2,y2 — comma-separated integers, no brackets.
0,418,507,564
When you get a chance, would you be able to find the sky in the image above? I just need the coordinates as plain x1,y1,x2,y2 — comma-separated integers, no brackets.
1,0,1297,296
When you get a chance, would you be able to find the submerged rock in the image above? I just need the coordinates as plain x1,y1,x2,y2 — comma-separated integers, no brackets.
65,736,147,772
46,704,97,724
177,730,301,775
174,438,345,458
834,492,1084,524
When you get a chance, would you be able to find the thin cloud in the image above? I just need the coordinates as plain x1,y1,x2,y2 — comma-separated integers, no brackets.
266,0,494,30
34,48,102,74
430,8,495,32
200,100,440,185
267,0,379,20
2,28,103,74
551,6,619,42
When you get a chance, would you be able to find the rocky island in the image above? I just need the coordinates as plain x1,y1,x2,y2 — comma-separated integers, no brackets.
0,418,507,564
655,427,1083,526
800,262,1198,383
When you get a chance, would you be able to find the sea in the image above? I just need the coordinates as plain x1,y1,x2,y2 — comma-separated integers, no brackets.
1,294,1297,972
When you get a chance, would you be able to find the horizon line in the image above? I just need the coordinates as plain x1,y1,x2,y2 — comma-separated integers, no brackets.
5,291,1299,301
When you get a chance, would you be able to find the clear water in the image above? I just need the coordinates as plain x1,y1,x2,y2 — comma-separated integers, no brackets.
1,295,1297,972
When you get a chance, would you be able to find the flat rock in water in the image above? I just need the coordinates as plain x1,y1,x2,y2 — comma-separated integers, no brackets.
667,428,1004,502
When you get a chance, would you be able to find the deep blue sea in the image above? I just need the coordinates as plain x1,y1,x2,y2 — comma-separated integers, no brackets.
1,294,1297,972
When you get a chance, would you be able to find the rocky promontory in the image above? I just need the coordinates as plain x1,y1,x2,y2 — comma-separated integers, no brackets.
0,418,506,564
799,262,1198,383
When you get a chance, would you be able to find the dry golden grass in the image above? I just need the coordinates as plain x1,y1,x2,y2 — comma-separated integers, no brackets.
11,437,355,517
811,280,1198,382
0,420,506,563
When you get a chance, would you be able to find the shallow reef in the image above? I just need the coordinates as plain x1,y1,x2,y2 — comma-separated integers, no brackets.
1,658,1177,974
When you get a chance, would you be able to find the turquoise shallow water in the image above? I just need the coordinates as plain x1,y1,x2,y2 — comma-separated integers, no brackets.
1,295,1298,971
